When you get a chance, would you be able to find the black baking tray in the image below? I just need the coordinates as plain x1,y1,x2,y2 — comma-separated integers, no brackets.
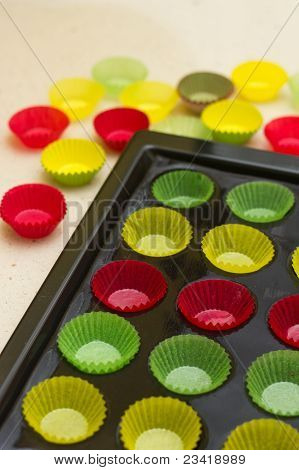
0,131,299,450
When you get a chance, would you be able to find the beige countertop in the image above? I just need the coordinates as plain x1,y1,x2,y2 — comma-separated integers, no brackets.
0,0,298,353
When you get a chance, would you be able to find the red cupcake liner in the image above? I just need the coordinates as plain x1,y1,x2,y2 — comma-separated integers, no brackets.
93,107,149,151
0,183,66,239
264,116,299,156
268,295,299,348
8,106,69,149
177,279,255,331
91,260,167,312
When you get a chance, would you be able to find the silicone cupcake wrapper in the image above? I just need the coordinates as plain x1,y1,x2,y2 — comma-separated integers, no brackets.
22,376,106,444
177,279,255,331
246,350,299,416
120,396,201,450
121,207,193,257
152,115,210,139
223,419,299,450
49,78,104,121
93,107,149,151
0,183,66,239
201,224,274,274
292,247,299,279
226,181,295,223
8,106,69,149
232,60,288,102
152,169,214,209
91,260,167,312
58,311,140,374
92,56,148,98
268,295,299,349
264,116,299,156
149,334,231,395
201,99,262,144
120,81,178,123
178,72,234,113
41,138,106,186
289,73,299,109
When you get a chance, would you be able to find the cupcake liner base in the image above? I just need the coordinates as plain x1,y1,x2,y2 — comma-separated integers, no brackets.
135,429,183,450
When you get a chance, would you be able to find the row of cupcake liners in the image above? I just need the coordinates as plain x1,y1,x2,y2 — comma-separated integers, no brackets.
2,146,299,449
7,58,299,163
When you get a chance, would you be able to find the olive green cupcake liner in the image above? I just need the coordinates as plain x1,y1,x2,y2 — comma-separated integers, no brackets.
246,350,299,416
151,115,210,139
226,181,295,223
120,396,202,450
22,376,106,444
177,72,234,113
152,170,214,209
121,207,193,257
149,334,231,395
223,418,299,450
58,311,140,374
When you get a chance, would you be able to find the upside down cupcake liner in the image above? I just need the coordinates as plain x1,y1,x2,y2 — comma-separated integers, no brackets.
246,350,299,416
201,224,274,274
231,60,288,102
121,207,193,257
0,183,66,239
178,72,234,113
289,73,299,109
152,169,214,209
8,106,69,149
49,78,104,121
93,107,149,151
177,279,255,331
91,56,148,98
268,295,299,349
223,419,299,450
91,260,167,313
149,334,231,395
41,138,106,186
151,115,211,140
264,116,299,156
226,181,295,223
120,396,201,450
22,376,106,444
201,99,262,144
57,311,140,374
120,81,178,123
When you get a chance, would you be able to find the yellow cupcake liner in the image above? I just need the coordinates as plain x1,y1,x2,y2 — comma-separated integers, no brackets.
223,419,299,450
41,138,106,186
201,99,262,144
49,78,104,121
292,247,299,279
122,207,193,257
201,224,274,274
120,81,178,123
22,376,106,444
120,396,201,450
232,61,288,102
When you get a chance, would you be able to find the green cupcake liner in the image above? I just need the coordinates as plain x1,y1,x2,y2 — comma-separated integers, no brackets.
246,350,299,416
92,57,148,98
57,311,140,374
226,181,295,223
151,115,211,139
152,170,214,209
149,334,231,395
289,73,299,109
